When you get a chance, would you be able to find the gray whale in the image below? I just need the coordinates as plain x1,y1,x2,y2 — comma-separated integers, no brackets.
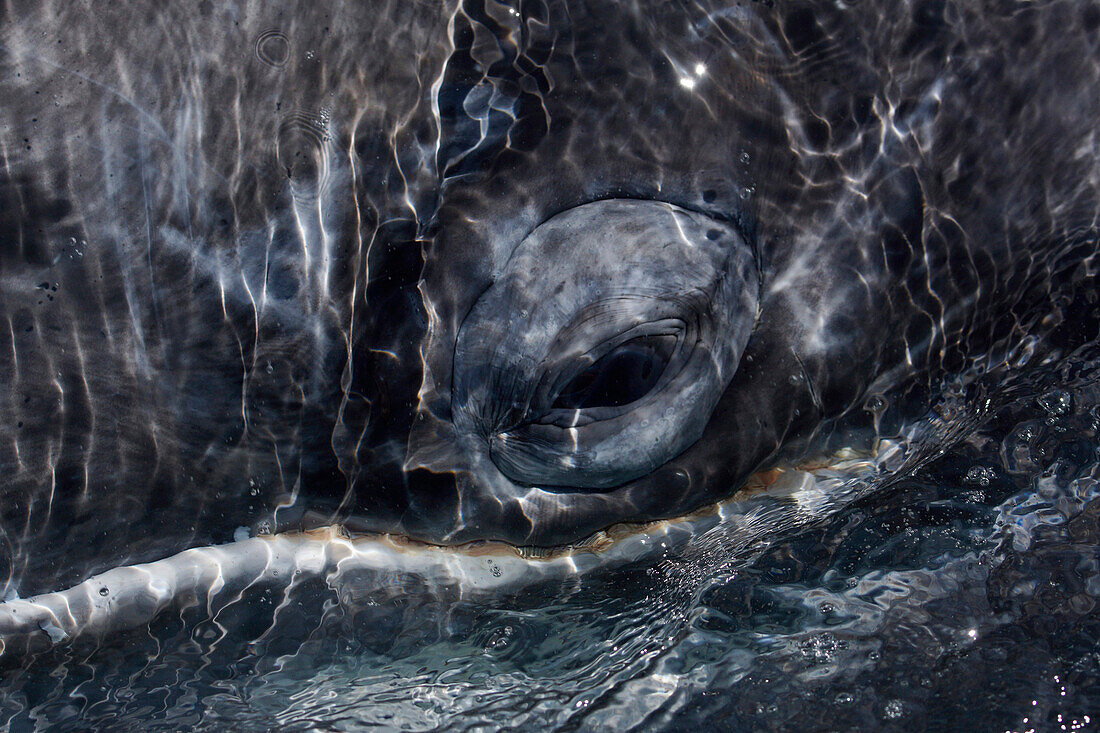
0,0,1098,602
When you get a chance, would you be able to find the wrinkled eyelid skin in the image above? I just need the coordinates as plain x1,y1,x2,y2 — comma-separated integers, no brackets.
549,333,678,411
451,199,759,491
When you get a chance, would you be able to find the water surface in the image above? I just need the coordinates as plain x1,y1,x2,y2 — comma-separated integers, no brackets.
1,1,1099,730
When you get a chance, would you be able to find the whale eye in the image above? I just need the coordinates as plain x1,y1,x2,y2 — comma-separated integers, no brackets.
445,199,760,492
552,335,676,410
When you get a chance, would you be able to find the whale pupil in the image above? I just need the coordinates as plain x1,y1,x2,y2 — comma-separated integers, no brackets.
552,335,675,410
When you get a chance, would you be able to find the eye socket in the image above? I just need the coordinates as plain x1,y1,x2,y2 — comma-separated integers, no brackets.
552,334,677,411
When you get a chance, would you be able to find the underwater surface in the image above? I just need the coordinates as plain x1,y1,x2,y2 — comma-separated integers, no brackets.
1,0,1099,730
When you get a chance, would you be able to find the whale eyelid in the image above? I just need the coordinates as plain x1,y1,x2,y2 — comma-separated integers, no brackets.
548,334,679,412
530,316,693,411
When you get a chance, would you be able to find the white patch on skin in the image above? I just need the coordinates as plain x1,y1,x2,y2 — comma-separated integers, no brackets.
38,621,67,644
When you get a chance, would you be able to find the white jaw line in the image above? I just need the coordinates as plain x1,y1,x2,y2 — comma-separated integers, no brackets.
0,441,901,661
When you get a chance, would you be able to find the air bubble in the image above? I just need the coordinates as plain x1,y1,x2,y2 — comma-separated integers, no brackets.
1037,389,1072,417
255,29,290,68
964,465,995,487
483,625,513,653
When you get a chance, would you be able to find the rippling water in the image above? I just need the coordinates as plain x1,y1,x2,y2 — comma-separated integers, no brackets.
2,0,1100,730
3,350,1099,730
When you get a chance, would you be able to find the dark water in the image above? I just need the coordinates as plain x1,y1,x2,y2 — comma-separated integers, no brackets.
2,0,1100,730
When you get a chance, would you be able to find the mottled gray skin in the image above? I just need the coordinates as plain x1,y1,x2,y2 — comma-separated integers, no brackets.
403,0,1100,545
451,200,758,490
0,0,1098,592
